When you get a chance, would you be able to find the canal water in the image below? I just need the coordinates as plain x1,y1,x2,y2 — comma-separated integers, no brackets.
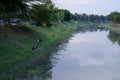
52,27,120,80
24,26,120,80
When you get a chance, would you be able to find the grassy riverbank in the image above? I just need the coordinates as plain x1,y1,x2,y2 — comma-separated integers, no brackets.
0,22,76,80
101,23,120,33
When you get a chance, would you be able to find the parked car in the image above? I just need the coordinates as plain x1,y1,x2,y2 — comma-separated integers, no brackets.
0,20,4,26
11,19,19,26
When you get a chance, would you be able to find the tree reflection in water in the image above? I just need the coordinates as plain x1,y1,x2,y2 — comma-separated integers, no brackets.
108,31,120,46
74,24,107,33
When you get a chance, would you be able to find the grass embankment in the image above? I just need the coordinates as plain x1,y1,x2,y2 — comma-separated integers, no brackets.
101,23,120,33
0,22,76,80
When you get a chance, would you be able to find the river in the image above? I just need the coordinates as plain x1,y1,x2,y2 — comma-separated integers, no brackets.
24,26,120,80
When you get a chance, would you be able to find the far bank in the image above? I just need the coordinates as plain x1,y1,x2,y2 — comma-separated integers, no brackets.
101,23,120,33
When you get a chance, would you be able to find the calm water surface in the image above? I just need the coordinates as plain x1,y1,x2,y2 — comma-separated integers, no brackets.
52,28,120,80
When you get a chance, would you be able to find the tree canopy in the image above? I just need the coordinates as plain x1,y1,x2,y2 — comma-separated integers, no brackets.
0,0,27,13
72,13,107,22
0,0,28,23
108,12,120,23
31,3,64,27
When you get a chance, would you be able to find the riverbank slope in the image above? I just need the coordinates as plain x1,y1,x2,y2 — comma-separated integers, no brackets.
102,23,120,33
0,22,76,80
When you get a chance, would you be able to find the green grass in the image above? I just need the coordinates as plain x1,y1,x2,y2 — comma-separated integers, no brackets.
0,22,76,80
101,23,120,33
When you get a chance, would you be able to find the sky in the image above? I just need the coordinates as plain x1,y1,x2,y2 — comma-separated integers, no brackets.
52,0,120,15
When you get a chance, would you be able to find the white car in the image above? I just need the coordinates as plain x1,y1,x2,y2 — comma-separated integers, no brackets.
11,19,19,26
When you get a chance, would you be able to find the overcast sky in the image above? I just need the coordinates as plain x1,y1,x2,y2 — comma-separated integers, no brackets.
52,0,120,15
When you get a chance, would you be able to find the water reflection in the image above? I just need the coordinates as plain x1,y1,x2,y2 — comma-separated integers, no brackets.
52,26,120,80
75,24,107,33
108,31,120,46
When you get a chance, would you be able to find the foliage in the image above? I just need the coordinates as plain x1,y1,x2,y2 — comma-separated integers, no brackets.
72,13,107,22
108,12,120,23
30,3,64,27
62,10,73,21
0,0,26,12
0,0,28,23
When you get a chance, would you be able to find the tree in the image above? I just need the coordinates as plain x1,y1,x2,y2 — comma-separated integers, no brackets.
30,3,64,27
0,0,28,24
108,12,120,23
71,13,107,22
72,13,79,21
62,10,72,21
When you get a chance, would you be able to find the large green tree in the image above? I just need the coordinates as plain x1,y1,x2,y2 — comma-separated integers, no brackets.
108,12,120,23
62,10,72,21
31,3,64,27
